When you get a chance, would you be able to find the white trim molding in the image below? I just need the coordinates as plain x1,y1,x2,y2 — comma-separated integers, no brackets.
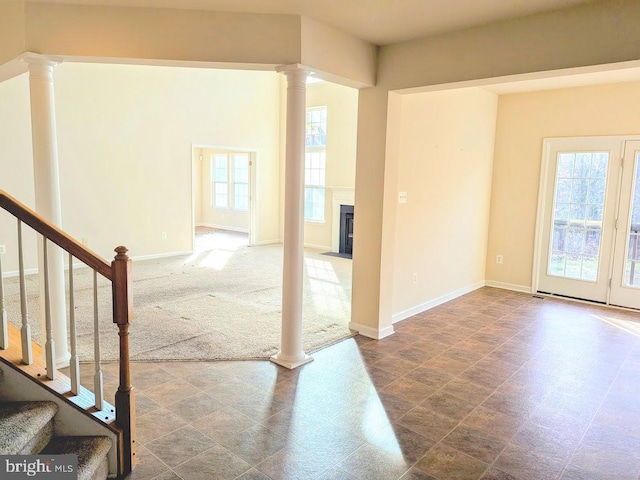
331,186,355,253
196,223,249,234
392,281,486,324
131,251,193,262
485,280,533,293
348,322,394,340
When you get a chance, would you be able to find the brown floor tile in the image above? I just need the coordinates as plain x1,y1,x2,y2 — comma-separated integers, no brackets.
119,289,640,480
377,391,417,420
512,421,581,462
397,405,458,442
257,442,346,480
234,469,273,480
405,366,454,389
204,377,264,405
219,424,288,466
231,391,291,421
462,406,523,441
124,445,169,480
145,425,215,467
336,443,411,480
420,391,477,421
143,379,201,406
415,443,488,480
439,378,493,406
194,406,257,443
172,444,251,480
373,356,421,376
459,365,511,390
165,391,224,423
569,444,640,480
399,467,439,480
136,408,188,445
480,468,522,480
493,443,566,480
371,423,436,464
421,355,472,376
442,425,506,463
383,377,437,404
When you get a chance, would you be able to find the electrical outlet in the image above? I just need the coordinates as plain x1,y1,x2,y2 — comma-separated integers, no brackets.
0,245,5,254
161,232,167,240
412,272,418,284
496,254,503,264
81,238,89,246
399,192,408,204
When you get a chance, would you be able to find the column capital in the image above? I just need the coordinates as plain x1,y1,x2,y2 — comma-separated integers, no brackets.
23,52,63,68
276,63,315,78
23,54,63,81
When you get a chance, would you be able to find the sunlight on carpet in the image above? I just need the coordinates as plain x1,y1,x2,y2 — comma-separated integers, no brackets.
3,240,353,361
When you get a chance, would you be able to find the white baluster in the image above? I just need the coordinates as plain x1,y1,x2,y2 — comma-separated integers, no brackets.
93,270,103,410
43,237,56,380
0,247,7,349
18,221,33,365
68,253,79,395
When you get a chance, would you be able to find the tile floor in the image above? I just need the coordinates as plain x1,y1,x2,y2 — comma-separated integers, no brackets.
98,287,640,479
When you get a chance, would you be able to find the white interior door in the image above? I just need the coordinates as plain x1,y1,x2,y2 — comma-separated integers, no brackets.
610,141,640,309
537,137,623,303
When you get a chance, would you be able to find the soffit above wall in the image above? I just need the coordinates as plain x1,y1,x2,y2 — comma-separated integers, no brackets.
21,0,594,45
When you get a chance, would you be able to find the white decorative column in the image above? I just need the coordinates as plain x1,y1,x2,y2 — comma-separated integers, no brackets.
25,55,70,367
270,64,313,369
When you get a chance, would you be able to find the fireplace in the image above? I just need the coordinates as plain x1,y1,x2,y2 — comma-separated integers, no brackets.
339,205,354,257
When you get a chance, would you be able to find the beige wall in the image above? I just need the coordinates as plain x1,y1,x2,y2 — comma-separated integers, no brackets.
0,2,26,66
487,80,640,289
0,63,281,272
300,16,376,88
392,88,497,318
0,72,38,272
303,81,358,250
378,0,640,91
24,3,301,66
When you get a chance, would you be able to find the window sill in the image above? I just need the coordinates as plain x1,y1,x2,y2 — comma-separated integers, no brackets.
304,219,326,225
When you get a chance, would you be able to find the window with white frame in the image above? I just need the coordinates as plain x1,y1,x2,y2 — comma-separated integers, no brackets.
305,106,327,222
211,153,250,211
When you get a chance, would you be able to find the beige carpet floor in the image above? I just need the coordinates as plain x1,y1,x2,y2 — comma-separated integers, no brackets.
3,234,354,361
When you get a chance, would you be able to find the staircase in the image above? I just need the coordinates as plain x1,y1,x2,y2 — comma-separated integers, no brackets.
0,401,111,480
0,189,136,478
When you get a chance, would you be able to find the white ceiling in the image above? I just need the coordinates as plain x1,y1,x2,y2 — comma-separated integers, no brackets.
28,0,594,45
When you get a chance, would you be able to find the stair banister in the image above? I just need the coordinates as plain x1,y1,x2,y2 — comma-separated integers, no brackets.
112,246,135,475
0,189,135,477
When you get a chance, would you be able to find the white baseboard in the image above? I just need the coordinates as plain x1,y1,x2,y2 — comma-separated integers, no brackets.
485,280,532,293
197,223,249,234
348,321,394,340
392,280,486,324
131,251,193,262
2,267,38,278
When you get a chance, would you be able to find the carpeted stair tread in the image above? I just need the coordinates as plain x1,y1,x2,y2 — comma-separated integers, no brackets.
0,401,58,455
42,436,111,480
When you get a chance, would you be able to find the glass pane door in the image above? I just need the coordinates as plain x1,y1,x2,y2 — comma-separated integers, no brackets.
537,137,622,303
611,141,640,309
547,152,608,282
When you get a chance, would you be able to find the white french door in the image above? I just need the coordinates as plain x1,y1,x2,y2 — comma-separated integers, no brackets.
536,136,640,309
610,141,640,309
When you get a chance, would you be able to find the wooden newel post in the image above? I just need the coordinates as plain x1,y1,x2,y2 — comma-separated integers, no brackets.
112,246,135,477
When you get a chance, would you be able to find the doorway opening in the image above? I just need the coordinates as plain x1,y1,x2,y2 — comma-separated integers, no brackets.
191,145,257,249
